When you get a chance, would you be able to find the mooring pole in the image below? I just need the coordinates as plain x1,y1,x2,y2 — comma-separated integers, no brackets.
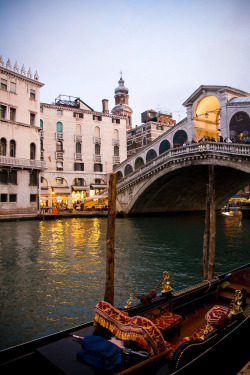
202,183,210,281
208,165,216,280
104,173,117,305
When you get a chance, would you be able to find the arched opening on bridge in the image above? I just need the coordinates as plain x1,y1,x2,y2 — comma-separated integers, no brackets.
173,130,188,147
159,139,171,154
146,149,157,162
117,171,123,180
124,164,133,176
194,96,220,141
135,157,144,170
229,111,250,141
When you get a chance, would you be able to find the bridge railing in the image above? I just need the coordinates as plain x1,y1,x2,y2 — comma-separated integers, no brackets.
117,142,250,188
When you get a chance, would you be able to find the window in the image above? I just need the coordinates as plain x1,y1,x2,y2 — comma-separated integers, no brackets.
30,194,37,202
10,82,16,93
30,171,38,186
94,163,103,172
112,118,120,124
10,171,17,184
93,115,102,121
73,112,83,119
10,107,16,121
74,162,84,171
56,121,63,132
57,109,63,116
114,146,119,156
56,141,63,151
114,129,119,139
10,140,16,157
40,106,43,113
40,119,43,128
30,113,35,125
9,194,17,202
56,177,63,184
94,126,100,137
95,144,100,155
74,178,84,186
76,142,81,153
0,170,8,183
0,79,7,91
56,161,63,170
0,138,7,155
0,194,7,202
0,105,7,119
30,89,36,100
30,143,36,160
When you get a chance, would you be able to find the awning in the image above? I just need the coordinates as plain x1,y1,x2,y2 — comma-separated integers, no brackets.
91,184,107,189
72,186,89,191
52,188,71,194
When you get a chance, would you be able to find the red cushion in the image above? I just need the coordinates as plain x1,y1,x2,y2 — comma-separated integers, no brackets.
151,312,182,331
205,305,229,326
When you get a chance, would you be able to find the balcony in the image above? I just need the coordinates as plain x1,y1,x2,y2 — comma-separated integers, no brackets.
113,139,120,146
113,156,120,163
56,132,64,140
74,135,82,142
0,155,46,170
56,152,64,159
93,137,101,143
93,155,101,162
75,153,82,160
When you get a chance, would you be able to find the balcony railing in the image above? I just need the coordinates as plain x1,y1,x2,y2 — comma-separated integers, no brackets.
93,155,101,162
55,152,64,159
56,132,64,140
113,156,120,163
75,153,82,160
113,139,120,146
0,155,46,170
93,137,101,143
74,135,82,142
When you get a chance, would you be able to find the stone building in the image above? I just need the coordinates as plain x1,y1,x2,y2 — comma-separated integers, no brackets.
0,56,45,216
127,110,176,157
40,95,127,208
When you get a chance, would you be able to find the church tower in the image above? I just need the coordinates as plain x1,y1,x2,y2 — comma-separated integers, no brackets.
111,73,133,130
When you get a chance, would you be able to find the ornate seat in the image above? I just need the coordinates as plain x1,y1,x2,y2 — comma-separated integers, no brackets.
151,311,182,335
93,301,172,356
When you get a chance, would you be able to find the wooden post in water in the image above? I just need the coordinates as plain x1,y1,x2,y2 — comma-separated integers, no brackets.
208,165,216,280
202,183,210,281
104,173,117,305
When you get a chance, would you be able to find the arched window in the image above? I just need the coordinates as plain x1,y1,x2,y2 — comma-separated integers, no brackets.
132,141,136,149
10,140,16,157
76,124,81,135
143,137,147,146
0,138,7,156
229,111,250,140
95,126,100,137
56,121,63,132
95,143,100,155
117,171,123,180
76,142,82,153
114,129,119,139
40,119,43,128
30,143,36,160
56,141,63,151
146,149,157,162
173,130,188,147
159,139,171,154
135,157,144,170
124,164,133,176
114,146,119,156
73,178,85,186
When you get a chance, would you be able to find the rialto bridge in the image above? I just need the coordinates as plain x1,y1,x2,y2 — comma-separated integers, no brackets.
113,85,250,214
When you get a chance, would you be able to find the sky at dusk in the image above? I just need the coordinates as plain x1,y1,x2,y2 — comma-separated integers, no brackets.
1,0,250,126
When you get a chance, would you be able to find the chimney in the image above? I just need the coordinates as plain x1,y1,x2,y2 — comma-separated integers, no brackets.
102,99,109,114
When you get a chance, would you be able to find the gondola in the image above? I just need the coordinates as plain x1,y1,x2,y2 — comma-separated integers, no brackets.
0,263,249,375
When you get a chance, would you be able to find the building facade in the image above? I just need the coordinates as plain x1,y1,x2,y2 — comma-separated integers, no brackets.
40,96,127,209
127,110,176,157
0,56,45,216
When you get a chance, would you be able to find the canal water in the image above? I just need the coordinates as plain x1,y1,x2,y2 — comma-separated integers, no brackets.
0,212,249,350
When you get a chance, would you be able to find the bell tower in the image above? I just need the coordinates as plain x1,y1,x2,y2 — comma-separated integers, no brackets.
111,72,133,129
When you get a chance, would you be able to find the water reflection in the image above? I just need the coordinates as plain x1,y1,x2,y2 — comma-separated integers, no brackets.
0,213,249,350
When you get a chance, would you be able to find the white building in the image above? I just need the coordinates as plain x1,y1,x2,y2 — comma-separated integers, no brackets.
0,56,45,216
40,95,127,209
